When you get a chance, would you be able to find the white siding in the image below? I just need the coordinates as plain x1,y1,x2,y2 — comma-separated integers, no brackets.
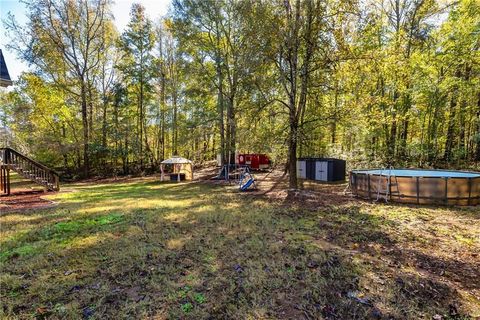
297,160,306,179
315,161,328,181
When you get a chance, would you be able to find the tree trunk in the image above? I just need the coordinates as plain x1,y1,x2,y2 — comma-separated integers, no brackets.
172,91,178,155
215,54,225,165
331,84,338,144
388,91,398,164
113,96,119,174
81,83,90,177
288,116,298,189
458,64,471,159
476,92,480,161
87,78,94,143
225,95,236,164
102,97,108,161
444,88,458,161
398,91,411,159
161,107,165,161
139,80,144,168
213,11,226,166
458,100,466,158
62,124,68,169
230,99,236,164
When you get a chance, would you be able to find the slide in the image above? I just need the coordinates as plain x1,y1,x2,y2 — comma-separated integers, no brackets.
240,177,255,191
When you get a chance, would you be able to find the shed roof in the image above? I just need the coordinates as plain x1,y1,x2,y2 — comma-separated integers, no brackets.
0,49,13,87
161,156,193,164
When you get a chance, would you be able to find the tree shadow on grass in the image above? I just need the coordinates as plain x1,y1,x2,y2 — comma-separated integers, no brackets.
371,200,480,220
0,185,372,319
0,181,478,319
290,202,478,319
389,247,480,291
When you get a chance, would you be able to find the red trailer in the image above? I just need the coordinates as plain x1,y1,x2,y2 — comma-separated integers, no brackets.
237,153,271,170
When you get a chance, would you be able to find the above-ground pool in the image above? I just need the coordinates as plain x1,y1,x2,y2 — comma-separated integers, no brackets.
350,169,480,206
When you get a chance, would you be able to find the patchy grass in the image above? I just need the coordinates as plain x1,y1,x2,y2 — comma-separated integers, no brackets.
0,177,479,319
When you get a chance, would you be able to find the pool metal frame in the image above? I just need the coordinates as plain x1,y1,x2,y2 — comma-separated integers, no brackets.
349,169,480,206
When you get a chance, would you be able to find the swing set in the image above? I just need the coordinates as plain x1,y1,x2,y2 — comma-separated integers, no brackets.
217,164,257,191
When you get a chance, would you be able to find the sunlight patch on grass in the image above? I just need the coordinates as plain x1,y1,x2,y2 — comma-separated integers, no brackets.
164,212,189,223
80,202,138,213
166,237,189,250
0,212,125,262
454,234,476,246
0,213,44,224
124,225,146,238
63,234,105,249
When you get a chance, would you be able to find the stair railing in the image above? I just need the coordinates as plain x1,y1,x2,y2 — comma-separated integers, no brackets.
0,147,59,191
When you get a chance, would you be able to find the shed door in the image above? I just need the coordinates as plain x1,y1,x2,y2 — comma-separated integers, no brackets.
315,161,328,181
297,161,306,179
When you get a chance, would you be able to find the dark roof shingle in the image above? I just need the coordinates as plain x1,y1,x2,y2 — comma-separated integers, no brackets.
0,49,13,86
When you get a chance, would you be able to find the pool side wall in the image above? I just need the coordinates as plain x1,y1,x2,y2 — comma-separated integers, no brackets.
349,172,480,206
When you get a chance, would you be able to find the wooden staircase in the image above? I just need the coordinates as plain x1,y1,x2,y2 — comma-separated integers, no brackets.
0,147,59,195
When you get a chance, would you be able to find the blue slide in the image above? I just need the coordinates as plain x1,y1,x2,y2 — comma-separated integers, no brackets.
240,177,255,191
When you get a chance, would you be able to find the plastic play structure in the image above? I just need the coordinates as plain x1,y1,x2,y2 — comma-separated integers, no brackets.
160,157,193,182
212,151,272,192
216,164,257,191
239,166,256,191
214,152,271,191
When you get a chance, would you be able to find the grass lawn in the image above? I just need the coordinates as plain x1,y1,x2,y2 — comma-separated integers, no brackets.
1,177,479,319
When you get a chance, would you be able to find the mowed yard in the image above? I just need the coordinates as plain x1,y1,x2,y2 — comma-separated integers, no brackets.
0,176,479,319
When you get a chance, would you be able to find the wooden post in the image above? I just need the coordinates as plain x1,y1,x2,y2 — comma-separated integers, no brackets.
6,167,10,195
55,174,60,191
444,178,448,205
416,177,420,204
388,175,391,201
367,174,371,199
467,178,472,206
1,167,6,194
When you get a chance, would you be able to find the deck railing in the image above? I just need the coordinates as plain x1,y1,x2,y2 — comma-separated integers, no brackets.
0,147,59,192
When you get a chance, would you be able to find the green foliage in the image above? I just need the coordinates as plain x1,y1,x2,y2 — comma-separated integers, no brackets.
181,302,193,313
193,292,206,304
2,0,479,177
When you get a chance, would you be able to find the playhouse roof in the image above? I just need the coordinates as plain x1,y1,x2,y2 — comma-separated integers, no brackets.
161,156,193,164
0,49,13,87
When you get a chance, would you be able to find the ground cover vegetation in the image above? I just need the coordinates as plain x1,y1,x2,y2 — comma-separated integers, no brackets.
1,177,479,319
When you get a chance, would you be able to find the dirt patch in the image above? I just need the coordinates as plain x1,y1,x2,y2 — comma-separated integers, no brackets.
0,190,57,213
210,168,358,208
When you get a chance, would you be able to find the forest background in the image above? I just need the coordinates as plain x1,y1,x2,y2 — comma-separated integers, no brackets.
1,0,479,188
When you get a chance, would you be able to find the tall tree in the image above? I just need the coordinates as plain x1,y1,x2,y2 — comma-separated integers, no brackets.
6,0,112,176
268,0,327,188
118,3,156,169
